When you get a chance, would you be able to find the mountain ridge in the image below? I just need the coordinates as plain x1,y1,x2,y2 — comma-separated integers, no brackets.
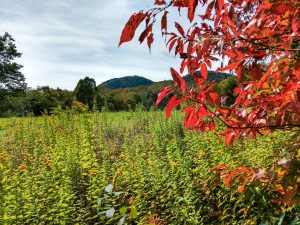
99,75,153,89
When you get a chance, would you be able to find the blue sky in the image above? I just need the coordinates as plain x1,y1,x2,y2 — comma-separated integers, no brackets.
0,0,187,90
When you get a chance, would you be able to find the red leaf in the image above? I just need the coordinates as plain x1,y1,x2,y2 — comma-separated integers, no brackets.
173,0,189,7
204,1,214,19
119,12,146,46
170,68,186,93
188,0,198,22
217,0,224,12
218,108,230,116
217,61,240,72
272,3,293,14
238,184,246,193
237,66,243,83
175,22,185,37
224,172,232,187
147,33,154,50
166,95,186,119
249,62,263,81
139,24,153,44
161,11,168,32
225,130,236,147
168,38,178,52
200,63,208,81
210,164,228,171
166,95,177,119
292,17,300,34
206,92,220,107
156,86,173,106
155,0,165,5
241,167,251,174
294,60,300,79
208,120,216,131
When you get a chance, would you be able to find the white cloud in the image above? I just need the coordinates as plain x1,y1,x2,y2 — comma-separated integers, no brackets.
0,0,214,90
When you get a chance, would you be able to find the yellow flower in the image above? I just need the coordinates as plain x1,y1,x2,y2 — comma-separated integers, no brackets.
88,168,97,176
0,151,9,161
46,147,54,153
197,150,205,158
22,151,33,161
18,163,27,173
170,161,177,169
42,157,53,168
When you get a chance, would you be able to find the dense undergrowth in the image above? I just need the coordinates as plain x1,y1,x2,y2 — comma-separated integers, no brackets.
0,110,299,224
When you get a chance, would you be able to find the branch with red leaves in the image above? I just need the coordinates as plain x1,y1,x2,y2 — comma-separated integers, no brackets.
119,0,300,146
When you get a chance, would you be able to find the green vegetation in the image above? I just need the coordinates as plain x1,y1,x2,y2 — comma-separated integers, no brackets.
0,110,298,224
0,72,235,117
74,77,97,110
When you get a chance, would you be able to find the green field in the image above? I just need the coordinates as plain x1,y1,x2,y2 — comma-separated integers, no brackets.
0,111,298,224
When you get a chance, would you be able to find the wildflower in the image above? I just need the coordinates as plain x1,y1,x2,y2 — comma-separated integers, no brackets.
18,163,27,173
0,151,9,161
197,150,205,158
46,147,54,153
88,168,97,176
22,151,33,161
42,157,53,168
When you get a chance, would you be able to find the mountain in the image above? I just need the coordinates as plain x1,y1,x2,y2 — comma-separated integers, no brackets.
99,75,153,89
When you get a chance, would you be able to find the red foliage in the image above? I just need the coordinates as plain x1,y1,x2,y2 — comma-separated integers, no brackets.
119,0,300,145
119,1,300,204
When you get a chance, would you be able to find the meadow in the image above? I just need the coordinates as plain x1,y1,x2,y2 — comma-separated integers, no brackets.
0,110,298,224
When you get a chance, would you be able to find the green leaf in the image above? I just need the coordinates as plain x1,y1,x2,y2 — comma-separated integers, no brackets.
278,213,286,225
129,206,138,219
119,207,128,215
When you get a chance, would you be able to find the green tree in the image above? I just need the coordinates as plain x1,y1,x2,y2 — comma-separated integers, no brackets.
0,32,26,98
0,32,27,116
74,76,96,110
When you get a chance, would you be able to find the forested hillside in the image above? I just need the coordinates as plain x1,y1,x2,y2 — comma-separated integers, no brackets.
99,75,153,89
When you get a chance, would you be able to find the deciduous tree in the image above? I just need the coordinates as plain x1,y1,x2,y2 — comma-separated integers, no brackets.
74,76,96,110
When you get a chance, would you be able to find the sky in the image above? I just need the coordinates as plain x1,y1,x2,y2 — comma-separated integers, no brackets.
0,0,186,90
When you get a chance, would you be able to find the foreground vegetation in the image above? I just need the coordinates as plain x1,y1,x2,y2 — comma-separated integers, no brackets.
0,110,299,224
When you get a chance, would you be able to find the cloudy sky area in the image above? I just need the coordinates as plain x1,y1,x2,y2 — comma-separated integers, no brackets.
0,0,189,90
